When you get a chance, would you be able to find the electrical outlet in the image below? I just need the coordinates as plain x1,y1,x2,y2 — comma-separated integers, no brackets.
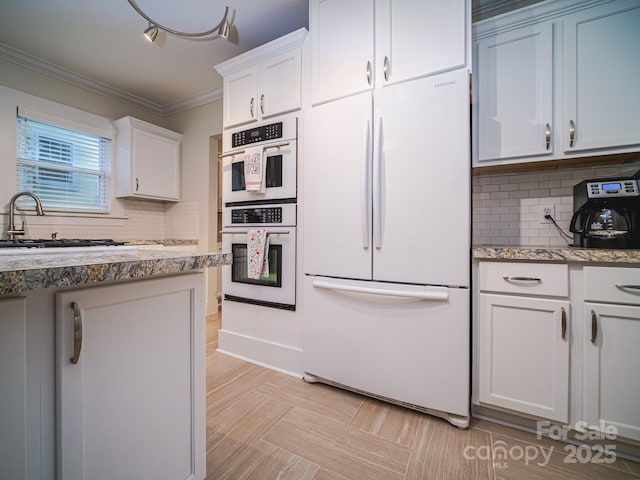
539,204,555,224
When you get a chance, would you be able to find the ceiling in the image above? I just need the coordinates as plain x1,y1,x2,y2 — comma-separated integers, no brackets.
0,0,535,116
0,0,309,114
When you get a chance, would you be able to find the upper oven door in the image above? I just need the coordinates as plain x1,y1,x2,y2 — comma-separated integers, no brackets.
222,140,297,205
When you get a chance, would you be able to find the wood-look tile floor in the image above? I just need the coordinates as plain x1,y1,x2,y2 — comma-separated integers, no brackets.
205,314,640,480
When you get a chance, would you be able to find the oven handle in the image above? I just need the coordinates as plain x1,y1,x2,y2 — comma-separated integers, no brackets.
220,229,291,235
264,141,291,151
219,149,246,159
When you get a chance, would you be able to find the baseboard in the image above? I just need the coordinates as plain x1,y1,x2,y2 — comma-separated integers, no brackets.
217,329,303,377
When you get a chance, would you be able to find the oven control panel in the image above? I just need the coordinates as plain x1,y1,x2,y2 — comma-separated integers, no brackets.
231,122,283,148
231,207,283,224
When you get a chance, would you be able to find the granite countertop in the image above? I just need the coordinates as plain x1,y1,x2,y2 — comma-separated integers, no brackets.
0,247,231,295
473,246,640,264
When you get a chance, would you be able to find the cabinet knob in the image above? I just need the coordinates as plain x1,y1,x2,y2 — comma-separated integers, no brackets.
250,97,255,118
591,310,598,344
383,56,390,82
561,307,567,340
366,61,372,86
135,177,139,192
260,94,265,115
502,276,542,283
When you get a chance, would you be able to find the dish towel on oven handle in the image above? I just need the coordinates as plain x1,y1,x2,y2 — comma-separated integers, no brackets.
244,146,266,193
247,229,270,279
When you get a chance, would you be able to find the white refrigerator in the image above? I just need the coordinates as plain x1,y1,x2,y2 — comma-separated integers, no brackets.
303,68,470,427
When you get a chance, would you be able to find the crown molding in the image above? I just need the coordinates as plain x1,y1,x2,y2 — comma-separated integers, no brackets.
214,27,308,76
0,42,221,116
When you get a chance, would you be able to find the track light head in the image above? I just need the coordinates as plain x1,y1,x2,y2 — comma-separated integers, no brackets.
144,22,158,42
218,18,230,39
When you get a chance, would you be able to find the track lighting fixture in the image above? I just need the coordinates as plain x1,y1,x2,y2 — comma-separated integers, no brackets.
127,0,230,43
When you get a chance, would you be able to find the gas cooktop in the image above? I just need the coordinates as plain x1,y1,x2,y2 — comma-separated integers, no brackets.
0,238,125,249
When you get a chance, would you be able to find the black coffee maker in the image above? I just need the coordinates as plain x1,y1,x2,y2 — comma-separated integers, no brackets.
570,170,640,249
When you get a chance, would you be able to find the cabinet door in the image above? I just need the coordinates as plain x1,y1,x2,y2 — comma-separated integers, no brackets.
373,69,470,287
260,49,302,118
223,65,258,127
563,1,640,152
133,128,180,200
310,0,374,105
479,294,570,422
56,275,205,480
304,92,373,280
0,297,27,479
476,22,553,162
375,0,468,86
584,302,640,441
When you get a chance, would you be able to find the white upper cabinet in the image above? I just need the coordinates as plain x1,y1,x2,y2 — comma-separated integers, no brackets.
114,116,182,202
473,0,640,167
311,0,374,105
476,22,553,162
216,28,307,128
563,0,640,153
311,0,469,105
375,0,468,88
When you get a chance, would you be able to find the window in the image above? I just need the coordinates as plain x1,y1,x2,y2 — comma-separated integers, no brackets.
16,115,111,213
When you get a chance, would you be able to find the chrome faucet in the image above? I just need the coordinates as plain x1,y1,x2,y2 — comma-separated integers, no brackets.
7,191,45,240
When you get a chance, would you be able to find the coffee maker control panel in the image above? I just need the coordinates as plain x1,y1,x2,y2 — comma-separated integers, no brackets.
587,179,640,198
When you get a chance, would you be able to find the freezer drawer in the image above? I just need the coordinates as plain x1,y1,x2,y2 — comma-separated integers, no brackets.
303,276,470,419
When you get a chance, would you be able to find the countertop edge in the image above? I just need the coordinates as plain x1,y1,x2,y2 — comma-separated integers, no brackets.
0,251,231,296
473,246,640,264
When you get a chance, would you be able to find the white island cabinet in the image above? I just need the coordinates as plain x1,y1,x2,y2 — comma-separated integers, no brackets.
0,297,27,478
56,274,206,480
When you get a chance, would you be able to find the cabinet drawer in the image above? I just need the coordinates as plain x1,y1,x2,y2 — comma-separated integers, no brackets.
479,262,568,297
584,266,640,305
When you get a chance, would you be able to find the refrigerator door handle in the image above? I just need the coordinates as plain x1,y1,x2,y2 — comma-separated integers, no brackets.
362,119,372,249
312,278,449,302
373,115,384,249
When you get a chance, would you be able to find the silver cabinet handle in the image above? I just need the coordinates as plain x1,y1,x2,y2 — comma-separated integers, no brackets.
135,177,139,192
366,61,372,86
616,284,640,291
383,56,390,82
502,276,542,283
250,97,255,118
561,307,567,340
591,310,597,344
70,302,83,365
545,123,551,150
569,120,576,147
260,94,265,115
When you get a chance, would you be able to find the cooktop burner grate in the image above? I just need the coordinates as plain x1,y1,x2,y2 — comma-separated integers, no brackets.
0,239,125,249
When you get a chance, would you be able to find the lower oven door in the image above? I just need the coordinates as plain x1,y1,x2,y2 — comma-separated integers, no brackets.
222,227,296,310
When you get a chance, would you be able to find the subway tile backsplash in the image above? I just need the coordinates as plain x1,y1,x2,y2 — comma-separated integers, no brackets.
472,159,640,247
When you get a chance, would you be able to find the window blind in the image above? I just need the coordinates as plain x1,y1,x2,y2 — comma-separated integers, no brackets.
16,115,111,213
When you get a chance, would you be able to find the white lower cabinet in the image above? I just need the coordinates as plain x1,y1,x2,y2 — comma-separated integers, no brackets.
0,297,27,479
479,294,570,422
56,274,206,480
583,266,640,442
477,262,570,423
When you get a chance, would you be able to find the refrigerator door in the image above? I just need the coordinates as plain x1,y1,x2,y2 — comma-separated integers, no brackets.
303,276,470,419
304,92,373,280
373,69,470,287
